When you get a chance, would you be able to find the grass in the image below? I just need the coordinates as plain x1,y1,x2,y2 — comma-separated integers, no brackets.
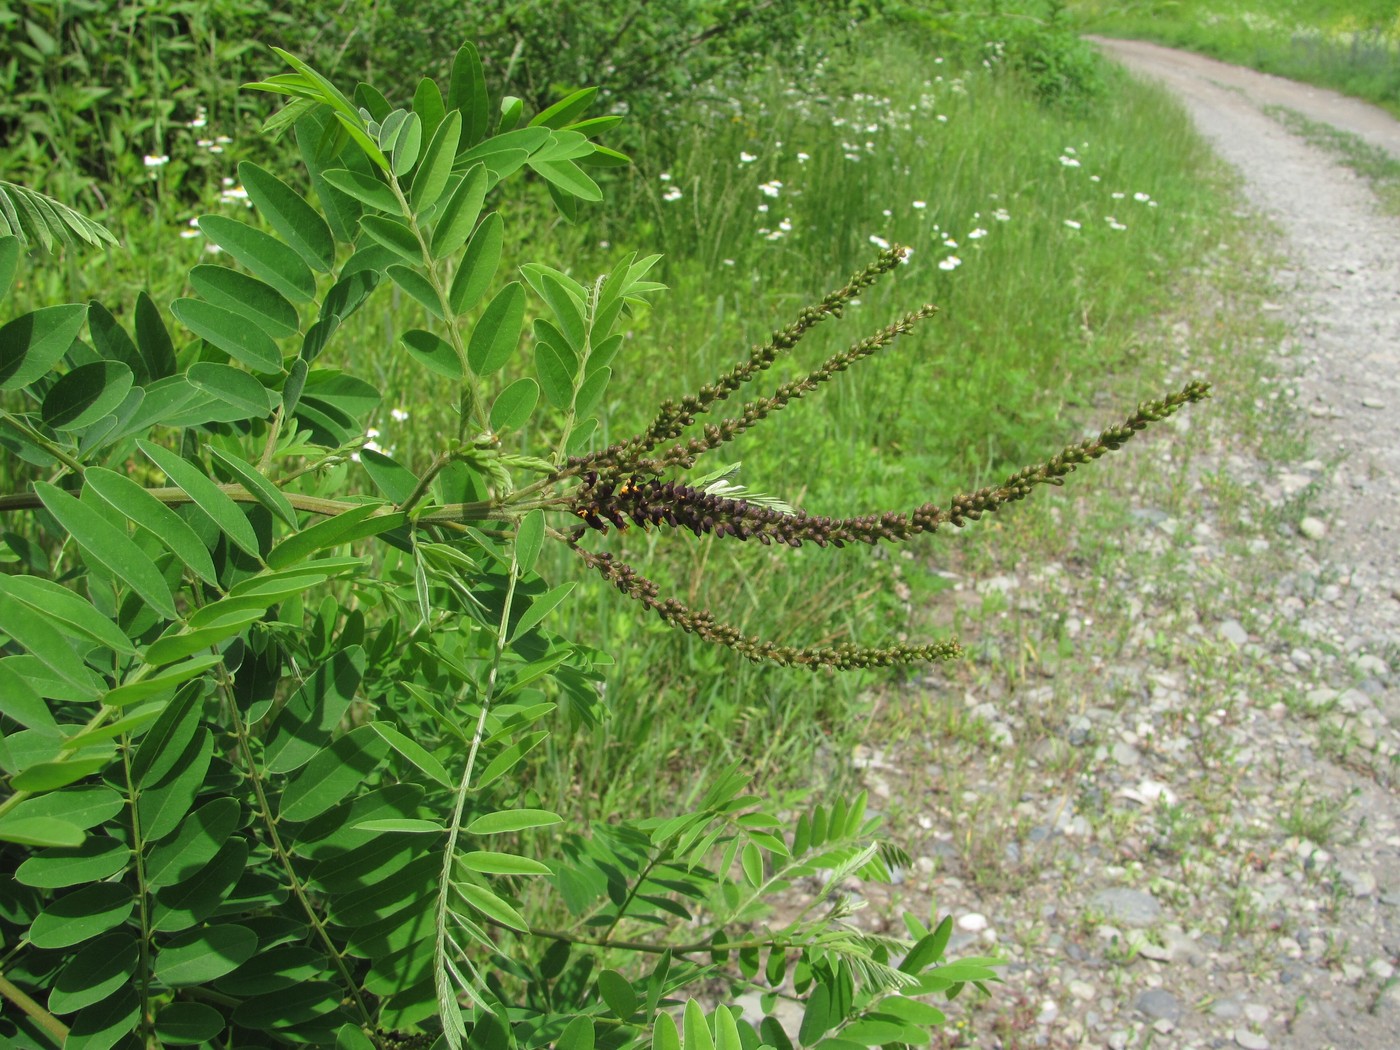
1071,0,1400,116
1265,103,1400,213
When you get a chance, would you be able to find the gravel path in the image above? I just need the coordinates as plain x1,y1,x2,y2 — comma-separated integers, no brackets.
838,41,1399,1050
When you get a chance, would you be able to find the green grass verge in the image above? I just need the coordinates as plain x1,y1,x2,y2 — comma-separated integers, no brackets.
1071,0,1400,116
1266,103,1400,213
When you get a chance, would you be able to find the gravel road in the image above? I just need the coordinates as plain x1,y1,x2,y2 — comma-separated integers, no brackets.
839,40,1400,1050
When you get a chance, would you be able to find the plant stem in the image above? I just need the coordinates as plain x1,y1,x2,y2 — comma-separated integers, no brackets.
0,972,68,1045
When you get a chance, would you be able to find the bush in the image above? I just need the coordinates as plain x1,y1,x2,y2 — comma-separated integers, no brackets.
0,36,1203,1049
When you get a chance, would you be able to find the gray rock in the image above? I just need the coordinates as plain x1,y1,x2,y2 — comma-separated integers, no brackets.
1298,516,1327,540
1234,1028,1270,1050
1218,619,1249,645
1210,997,1243,1019
1135,988,1181,1023
1091,887,1162,927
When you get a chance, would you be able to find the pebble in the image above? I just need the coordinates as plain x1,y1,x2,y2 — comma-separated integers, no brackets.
1298,516,1327,539
957,912,989,933
1234,1029,1270,1050
1135,988,1181,1023
1091,888,1163,927
1217,619,1249,645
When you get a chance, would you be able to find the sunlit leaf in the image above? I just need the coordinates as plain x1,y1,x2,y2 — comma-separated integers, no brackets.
489,377,537,432
412,110,461,216
430,163,487,259
138,440,263,559
466,808,560,835
171,297,283,374
41,362,133,431
197,215,317,302
239,161,335,271
189,264,301,339
0,304,88,391
447,211,502,315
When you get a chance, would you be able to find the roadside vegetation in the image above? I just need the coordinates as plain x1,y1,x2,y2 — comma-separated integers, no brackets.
0,1,1264,1045
1071,0,1400,115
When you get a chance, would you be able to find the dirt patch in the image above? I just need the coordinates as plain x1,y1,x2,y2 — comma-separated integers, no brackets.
828,41,1399,1050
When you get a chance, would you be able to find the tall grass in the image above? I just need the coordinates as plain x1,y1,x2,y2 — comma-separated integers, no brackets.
1071,0,1400,115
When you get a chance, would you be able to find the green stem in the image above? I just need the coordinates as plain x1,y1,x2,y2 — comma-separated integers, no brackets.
433,539,523,1045
218,662,377,1032
120,741,156,1044
0,411,88,476
0,972,68,1045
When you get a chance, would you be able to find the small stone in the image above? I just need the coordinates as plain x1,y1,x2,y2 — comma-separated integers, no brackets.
1298,517,1327,540
1243,1004,1269,1024
1361,397,1385,409
1354,653,1390,676
1136,988,1180,1023
1068,979,1096,1001
1092,887,1162,927
1217,619,1249,645
1234,1028,1270,1049
1112,741,1142,766
1370,958,1395,980
1107,1032,1129,1050
957,912,989,933
1210,997,1243,1019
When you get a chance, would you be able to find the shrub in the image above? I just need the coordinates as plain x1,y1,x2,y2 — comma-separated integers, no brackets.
0,37,1202,1049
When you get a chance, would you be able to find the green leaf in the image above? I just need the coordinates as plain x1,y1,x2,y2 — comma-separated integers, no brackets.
65,987,138,1050
336,1022,379,1050
413,76,446,139
11,754,113,793
155,924,258,986
741,842,764,888
145,796,240,889
489,377,537,432
359,214,421,264
654,1013,682,1050
189,264,301,339
138,728,213,841
535,337,575,409
233,980,344,1030
197,215,317,302
684,1000,715,1050
154,1002,225,1045
0,574,133,656
430,162,488,259
598,969,638,1020
104,655,222,708
798,984,831,1046
466,281,525,375
134,291,176,379
514,509,545,576
34,482,178,619
239,161,335,272
367,721,452,788
360,449,420,503
352,818,442,834
447,211,502,315
458,851,551,876
263,646,365,773
16,836,128,888
466,808,560,835
41,361,133,431
0,235,18,300
208,446,298,528
49,932,137,1014
531,87,599,129
170,297,283,374
388,112,423,176
0,304,88,391
219,946,327,996
266,503,401,569
714,1006,744,1050
0,816,84,848
138,439,263,559
386,264,445,319
532,271,586,350
187,361,278,419
449,44,491,147
509,581,575,641
28,883,134,948
529,158,602,202
573,365,611,419
411,110,461,216
279,724,390,822
151,838,248,932
4,785,122,831
456,880,528,933
321,168,400,213
557,1016,595,1050
84,462,224,593
400,328,461,381
0,659,59,734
